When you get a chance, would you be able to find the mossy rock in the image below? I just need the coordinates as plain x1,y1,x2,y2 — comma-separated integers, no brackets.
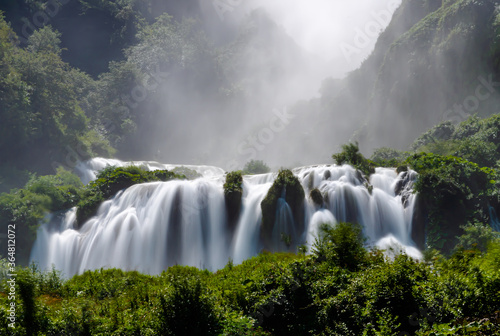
310,188,323,206
224,171,243,231
261,169,305,249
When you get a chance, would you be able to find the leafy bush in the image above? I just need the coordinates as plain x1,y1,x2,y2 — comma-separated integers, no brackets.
371,147,409,167
411,121,455,151
454,222,500,253
312,222,368,271
319,254,429,335
332,142,375,176
0,168,83,264
2,240,500,336
25,167,83,212
452,137,498,167
405,152,496,252
158,275,221,335
244,160,271,175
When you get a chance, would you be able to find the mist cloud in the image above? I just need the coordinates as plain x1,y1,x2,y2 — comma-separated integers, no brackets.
239,0,402,77
147,0,404,169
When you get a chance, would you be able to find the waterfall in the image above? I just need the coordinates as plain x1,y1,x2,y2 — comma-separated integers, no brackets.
31,159,421,277
296,166,418,255
74,158,225,185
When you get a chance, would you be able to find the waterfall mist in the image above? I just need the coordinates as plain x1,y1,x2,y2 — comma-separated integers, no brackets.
122,0,402,170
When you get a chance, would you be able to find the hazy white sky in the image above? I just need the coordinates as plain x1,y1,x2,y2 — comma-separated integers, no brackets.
242,0,402,75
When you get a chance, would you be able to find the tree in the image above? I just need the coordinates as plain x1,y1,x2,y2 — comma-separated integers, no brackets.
243,160,270,174
26,25,62,55
332,142,375,176
312,222,367,271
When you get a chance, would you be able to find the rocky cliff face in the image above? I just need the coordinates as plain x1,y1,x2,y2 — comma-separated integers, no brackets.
319,0,500,152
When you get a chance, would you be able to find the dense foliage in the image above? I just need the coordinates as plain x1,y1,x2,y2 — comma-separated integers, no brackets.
332,142,376,177
411,115,500,168
243,160,271,175
0,168,83,264
2,1,500,334
404,152,498,252
0,13,114,190
1,224,499,335
0,3,230,191
0,166,184,263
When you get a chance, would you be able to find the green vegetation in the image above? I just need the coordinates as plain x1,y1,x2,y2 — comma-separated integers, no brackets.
261,170,305,250
76,166,184,227
312,222,368,271
1,1,500,334
410,115,500,168
388,113,500,253
0,168,83,264
243,160,271,175
0,13,115,190
364,113,500,253
370,147,410,167
1,224,500,335
0,4,227,191
0,166,184,263
224,171,244,230
332,142,376,176
405,152,497,252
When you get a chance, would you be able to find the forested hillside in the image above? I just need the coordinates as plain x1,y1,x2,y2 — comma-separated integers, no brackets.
0,0,325,192
316,0,500,151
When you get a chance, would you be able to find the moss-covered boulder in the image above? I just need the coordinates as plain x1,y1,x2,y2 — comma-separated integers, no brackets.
261,169,305,250
223,171,243,231
310,188,323,207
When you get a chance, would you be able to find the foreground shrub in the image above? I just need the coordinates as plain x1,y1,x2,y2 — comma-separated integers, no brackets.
158,273,221,336
319,255,429,335
312,222,368,271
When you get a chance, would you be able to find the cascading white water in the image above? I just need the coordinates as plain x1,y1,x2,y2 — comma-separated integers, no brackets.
75,158,225,185
31,159,421,277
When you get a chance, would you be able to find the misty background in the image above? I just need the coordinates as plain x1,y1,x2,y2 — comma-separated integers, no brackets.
2,0,500,190
122,0,402,169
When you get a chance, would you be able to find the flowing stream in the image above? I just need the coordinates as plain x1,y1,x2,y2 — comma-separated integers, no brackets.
31,159,421,277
